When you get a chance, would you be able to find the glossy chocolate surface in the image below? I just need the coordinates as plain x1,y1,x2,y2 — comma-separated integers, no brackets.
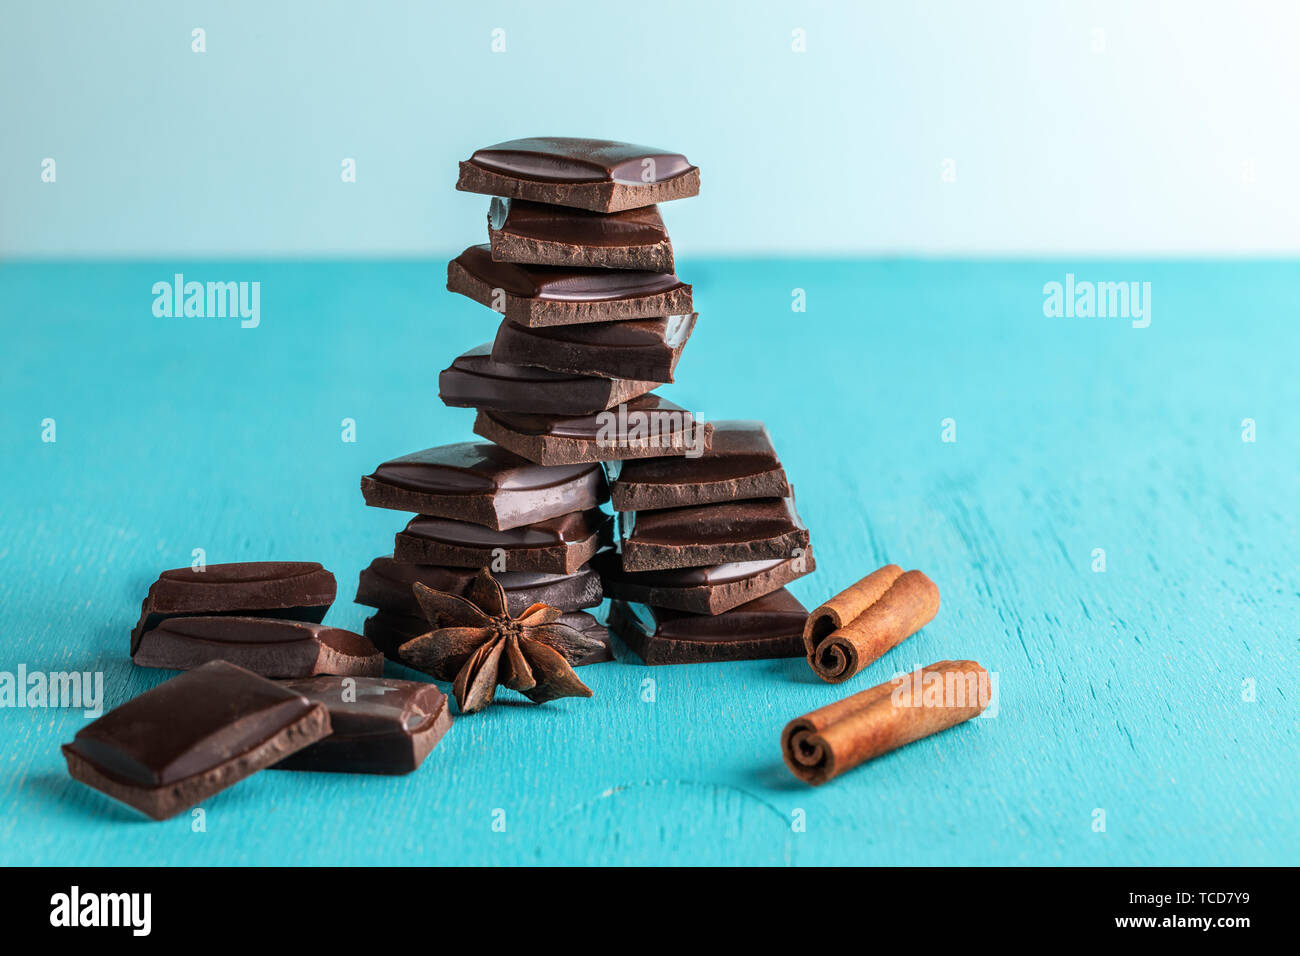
362,441,608,529
394,508,611,573
439,344,658,415
149,562,334,599
596,545,815,615
618,588,808,642
508,313,693,349
623,497,805,547
130,561,336,654
490,313,697,384
608,556,788,587
618,494,808,572
613,421,788,493
132,616,384,678
64,661,325,789
469,137,695,185
452,245,682,301
370,441,597,494
608,589,809,663
274,677,451,774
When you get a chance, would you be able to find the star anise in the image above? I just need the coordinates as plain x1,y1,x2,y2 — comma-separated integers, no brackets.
397,568,596,714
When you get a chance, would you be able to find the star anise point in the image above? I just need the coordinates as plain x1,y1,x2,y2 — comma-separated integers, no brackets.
398,567,592,714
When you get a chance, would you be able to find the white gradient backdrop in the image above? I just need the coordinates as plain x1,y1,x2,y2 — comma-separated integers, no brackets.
3,0,1298,257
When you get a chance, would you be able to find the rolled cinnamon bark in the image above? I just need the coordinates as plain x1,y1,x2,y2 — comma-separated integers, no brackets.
782,659,989,785
802,565,939,683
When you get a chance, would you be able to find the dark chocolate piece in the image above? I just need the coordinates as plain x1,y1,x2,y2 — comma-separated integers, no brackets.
608,588,808,664
488,198,675,272
355,556,602,619
361,610,428,659
596,546,815,616
273,677,452,775
363,609,612,667
491,312,696,384
448,245,692,327
474,394,712,466
457,137,700,213
610,421,792,511
360,441,607,530
132,616,384,678
393,509,611,575
619,496,809,572
557,611,616,665
439,344,658,416
61,661,330,820
129,561,336,655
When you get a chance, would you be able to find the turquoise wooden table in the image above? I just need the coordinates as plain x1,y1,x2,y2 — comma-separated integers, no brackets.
1,258,1296,866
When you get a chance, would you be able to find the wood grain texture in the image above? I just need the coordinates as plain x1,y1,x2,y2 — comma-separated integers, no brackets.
0,259,1296,865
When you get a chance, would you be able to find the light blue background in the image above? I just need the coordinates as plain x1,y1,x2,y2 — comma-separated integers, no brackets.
1,257,1298,865
4,0,1300,257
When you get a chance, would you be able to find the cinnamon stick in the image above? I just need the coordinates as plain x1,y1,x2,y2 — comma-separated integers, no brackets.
781,659,989,785
801,564,939,683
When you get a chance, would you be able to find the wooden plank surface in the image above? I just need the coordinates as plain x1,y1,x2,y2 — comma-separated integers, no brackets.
1,258,1295,865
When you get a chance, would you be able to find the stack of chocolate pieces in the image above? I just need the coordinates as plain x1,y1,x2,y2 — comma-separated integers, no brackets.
358,138,708,671
362,136,812,670
129,561,384,678
602,422,815,663
356,442,615,669
65,562,455,819
64,660,454,819
442,137,707,466
123,564,451,780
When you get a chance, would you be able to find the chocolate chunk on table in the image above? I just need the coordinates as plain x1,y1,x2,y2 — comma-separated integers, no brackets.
393,508,611,575
457,136,700,213
129,561,336,654
491,313,696,384
440,343,658,415
474,394,712,466
557,611,616,665
619,496,810,572
597,546,815,616
361,441,607,530
609,588,808,664
488,198,675,272
273,677,452,775
355,556,603,619
61,661,331,821
132,616,384,678
610,420,792,511
448,245,692,327
361,610,428,659
363,609,612,667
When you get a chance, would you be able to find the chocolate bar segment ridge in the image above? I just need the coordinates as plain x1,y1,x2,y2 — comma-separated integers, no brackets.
130,561,336,655
132,616,384,678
